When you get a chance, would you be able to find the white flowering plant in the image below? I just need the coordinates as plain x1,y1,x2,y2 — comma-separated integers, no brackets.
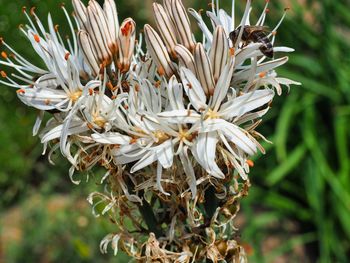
0,0,300,262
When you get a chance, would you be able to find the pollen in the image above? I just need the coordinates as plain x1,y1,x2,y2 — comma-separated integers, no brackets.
33,34,40,43
265,8,270,13
54,25,59,32
153,130,170,144
93,116,106,128
89,88,94,96
1,71,7,78
45,99,51,105
246,160,254,167
69,90,82,102
187,83,192,89
1,51,8,59
272,31,277,36
229,48,235,56
206,109,220,119
0,37,4,45
87,123,94,130
22,6,27,13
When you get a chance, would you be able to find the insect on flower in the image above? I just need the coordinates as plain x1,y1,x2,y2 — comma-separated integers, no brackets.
229,26,274,58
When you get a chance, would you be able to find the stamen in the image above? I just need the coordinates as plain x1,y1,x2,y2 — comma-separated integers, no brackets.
54,25,59,32
259,72,266,78
16,89,25,94
1,70,7,78
0,37,3,45
22,6,27,13
1,51,8,59
33,34,40,43
30,6,36,16
246,160,254,167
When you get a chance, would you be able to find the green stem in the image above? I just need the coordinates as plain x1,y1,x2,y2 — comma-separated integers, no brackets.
137,197,162,237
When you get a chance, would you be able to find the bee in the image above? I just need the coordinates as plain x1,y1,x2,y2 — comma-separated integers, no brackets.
229,26,273,58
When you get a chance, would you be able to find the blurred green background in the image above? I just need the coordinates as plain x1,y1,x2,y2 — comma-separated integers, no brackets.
0,0,349,262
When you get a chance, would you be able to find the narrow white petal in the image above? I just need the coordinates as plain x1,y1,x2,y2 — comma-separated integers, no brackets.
180,67,207,111
92,133,131,144
220,89,274,119
211,57,235,111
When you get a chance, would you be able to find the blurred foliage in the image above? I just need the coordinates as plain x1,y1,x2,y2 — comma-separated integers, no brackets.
0,0,350,262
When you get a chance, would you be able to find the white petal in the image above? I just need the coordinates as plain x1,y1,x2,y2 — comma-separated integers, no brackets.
192,132,224,179
211,57,235,111
156,140,173,169
157,110,200,124
180,67,207,111
167,75,185,110
220,89,274,119
234,56,289,82
92,132,131,144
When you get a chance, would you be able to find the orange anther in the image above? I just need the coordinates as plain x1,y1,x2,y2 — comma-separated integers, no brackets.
54,25,59,32
34,34,40,43
87,123,94,130
22,6,27,13
0,71,7,78
246,160,254,167
272,31,277,36
89,88,94,96
123,104,129,110
265,0,270,3
265,8,270,13
45,99,51,105
16,89,25,94
187,83,192,89
259,72,266,78
30,6,36,16
111,95,117,100
64,52,70,60
135,83,140,92
229,47,235,56
0,37,3,45
1,51,8,59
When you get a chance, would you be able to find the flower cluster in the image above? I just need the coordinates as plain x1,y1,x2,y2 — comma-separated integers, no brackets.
0,0,300,262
